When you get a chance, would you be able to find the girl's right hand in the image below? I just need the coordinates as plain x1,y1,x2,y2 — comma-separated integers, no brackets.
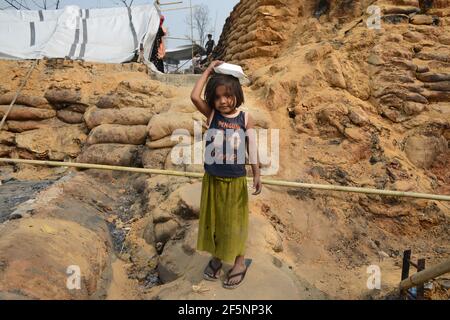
207,60,224,74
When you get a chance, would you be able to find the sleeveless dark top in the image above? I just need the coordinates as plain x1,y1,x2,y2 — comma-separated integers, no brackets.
204,110,247,178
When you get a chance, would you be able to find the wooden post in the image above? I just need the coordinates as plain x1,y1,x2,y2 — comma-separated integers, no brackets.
401,250,411,299
416,259,426,300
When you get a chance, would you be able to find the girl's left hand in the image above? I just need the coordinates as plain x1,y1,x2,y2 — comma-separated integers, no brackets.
252,175,262,195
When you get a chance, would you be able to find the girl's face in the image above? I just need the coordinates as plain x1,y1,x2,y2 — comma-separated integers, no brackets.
214,85,237,115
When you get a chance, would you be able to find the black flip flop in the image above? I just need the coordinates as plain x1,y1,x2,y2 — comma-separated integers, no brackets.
203,259,222,281
223,266,248,289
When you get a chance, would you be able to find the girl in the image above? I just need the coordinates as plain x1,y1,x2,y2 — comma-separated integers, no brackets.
190,60,262,289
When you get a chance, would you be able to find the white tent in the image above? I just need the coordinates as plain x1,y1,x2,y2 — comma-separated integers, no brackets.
165,44,206,65
0,3,161,63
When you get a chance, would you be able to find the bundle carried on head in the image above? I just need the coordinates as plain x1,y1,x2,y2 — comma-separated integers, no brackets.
213,63,249,85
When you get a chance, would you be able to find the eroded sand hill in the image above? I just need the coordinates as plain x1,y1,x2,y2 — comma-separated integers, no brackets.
1,0,449,300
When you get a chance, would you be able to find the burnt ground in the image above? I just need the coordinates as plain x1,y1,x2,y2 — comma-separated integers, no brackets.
0,178,57,223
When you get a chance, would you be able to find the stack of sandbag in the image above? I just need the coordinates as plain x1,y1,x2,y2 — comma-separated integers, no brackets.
0,93,55,133
143,102,207,170
0,130,15,160
78,79,173,167
44,85,90,125
0,92,87,161
215,0,296,67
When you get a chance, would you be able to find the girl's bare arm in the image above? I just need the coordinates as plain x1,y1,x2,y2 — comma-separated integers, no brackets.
246,114,262,195
190,60,223,118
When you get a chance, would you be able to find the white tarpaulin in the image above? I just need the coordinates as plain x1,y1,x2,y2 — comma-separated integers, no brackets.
0,4,161,63
165,44,206,64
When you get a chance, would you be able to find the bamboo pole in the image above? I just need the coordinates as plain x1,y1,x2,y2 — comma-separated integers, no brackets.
1,158,450,202
399,258,450,290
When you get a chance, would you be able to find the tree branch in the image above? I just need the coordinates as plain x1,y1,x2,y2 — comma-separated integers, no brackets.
30,0,44,9
2,0,20,9
18,0,30,9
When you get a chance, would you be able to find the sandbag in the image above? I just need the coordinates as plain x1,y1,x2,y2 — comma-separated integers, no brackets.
84,107,154,129
5,118,65,133
65,104,88,113
0,105,56,121
165,139,205,173
0,131,15,145
0,93,50,108
57,110,84,124
141,147,171,169
0,144,14,157
119,79,174,98
96,92,170,111
9,148,36,160
77,144,140,167
87,124,148,145
148,112,205,141
16,125,87,160
146,133,192,149
96,94,120,109
44,88,82,105
167,101,197,113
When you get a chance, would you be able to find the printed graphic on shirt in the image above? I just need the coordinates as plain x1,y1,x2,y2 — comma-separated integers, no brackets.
205,126,246,165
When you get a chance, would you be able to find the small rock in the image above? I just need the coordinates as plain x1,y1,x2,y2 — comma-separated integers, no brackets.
348,107,369,126
120,253,131,261
174,183,202,219
192,285,209,293
368,240,378,250
143,220,155,246
154,220,179,245
434,247,448,254
438,279,450,290
272,256,282,268
152,208,173,224
344,127,367,142
9,213,23,220
40,224,57,235
378,251,390,260
137,271,148,281
368,54,384,66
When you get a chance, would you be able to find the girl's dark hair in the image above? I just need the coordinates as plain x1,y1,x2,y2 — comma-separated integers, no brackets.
204,74,244,110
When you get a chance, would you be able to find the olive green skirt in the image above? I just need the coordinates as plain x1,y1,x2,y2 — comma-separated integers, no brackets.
196,172,249,263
